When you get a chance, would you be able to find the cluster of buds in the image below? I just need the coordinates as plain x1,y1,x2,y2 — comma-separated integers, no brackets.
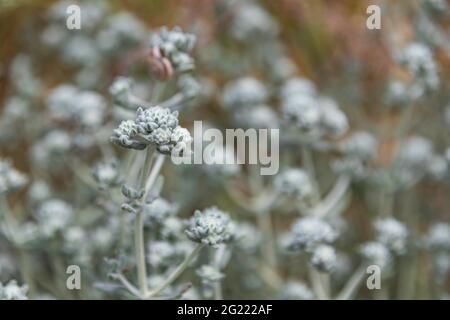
148,26,196,80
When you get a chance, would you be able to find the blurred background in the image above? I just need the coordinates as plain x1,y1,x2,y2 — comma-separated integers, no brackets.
0,0,449,300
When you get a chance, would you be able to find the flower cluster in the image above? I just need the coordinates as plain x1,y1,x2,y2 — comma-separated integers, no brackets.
0,160,27,195
149,26,196,74
47,84,106,129
111,106,192,155
274,168,314,202
397,42,439,90
287,217,338,252
185,207,235,247
0,280,28,300
35,199,74,237
280,77,348,138
374,218,409,255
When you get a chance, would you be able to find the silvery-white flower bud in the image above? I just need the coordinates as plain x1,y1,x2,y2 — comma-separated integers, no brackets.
269,56,297,81
160,216,184,240
93,159,121,188
185,207,235,247
63,226,87,253
0,160,27,195
233,104,279,129
2,97,30,122
396,136,433,169
109,77,133,109
278,281,314,300
36,199,73,237
62,36,100,66
234,222,262,253
274,168,314,201
280,77,317,101
76,91,106,129
230,2,278,41
222,77,267,109
310,244,337,273
132,106,192,155
340,131,377,160
427,223,450,251
0,280,28,300
147,240,189,269
28,180,51,203
47,84,78,121
332,157,368,180
144,198,177,225
385,80,424,107
426,155,447,180
121,185,144,200
318,97,349,137
196,265,225,283
97,12,146,54
287,217,338,252
360,241,392,269
150,26,196,72
178,74,201,100
110,120,146,150
397,42,439,90
151,26,196,54
282,94,321,132
374,218,408,255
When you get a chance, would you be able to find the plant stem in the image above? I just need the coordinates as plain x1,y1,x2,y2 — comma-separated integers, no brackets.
133,147,155,297
143,154,165,200
134,210,147,297
301,145,320,203
214,282,223,300
257,209,278,270
146,243,204,298
112,273,141,298
336,265,366,300
308,267,329,299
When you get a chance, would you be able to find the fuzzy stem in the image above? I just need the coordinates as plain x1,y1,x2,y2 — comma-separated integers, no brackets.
308,267,329,300
147,243,204,298
257,209,278,270
111,273,142,298
336,265,366,300
134,210,147,297
134,148,155,297
301,145,320,203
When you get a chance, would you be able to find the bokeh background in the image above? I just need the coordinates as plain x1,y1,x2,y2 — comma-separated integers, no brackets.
0,0,449,299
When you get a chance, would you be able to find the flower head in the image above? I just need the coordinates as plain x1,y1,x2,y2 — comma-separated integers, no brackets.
0,160,27,195
274,168,314,201
150,26,196,72
92,159,122,188
0,280,28,300
427,223,450,251
185,207,234,247
310,244,337,273
287,217,338,252
222,77,267,109
374,218,408,255
397,42,439,90
36,199,73,237
196,265,225,283
360,241,392,269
